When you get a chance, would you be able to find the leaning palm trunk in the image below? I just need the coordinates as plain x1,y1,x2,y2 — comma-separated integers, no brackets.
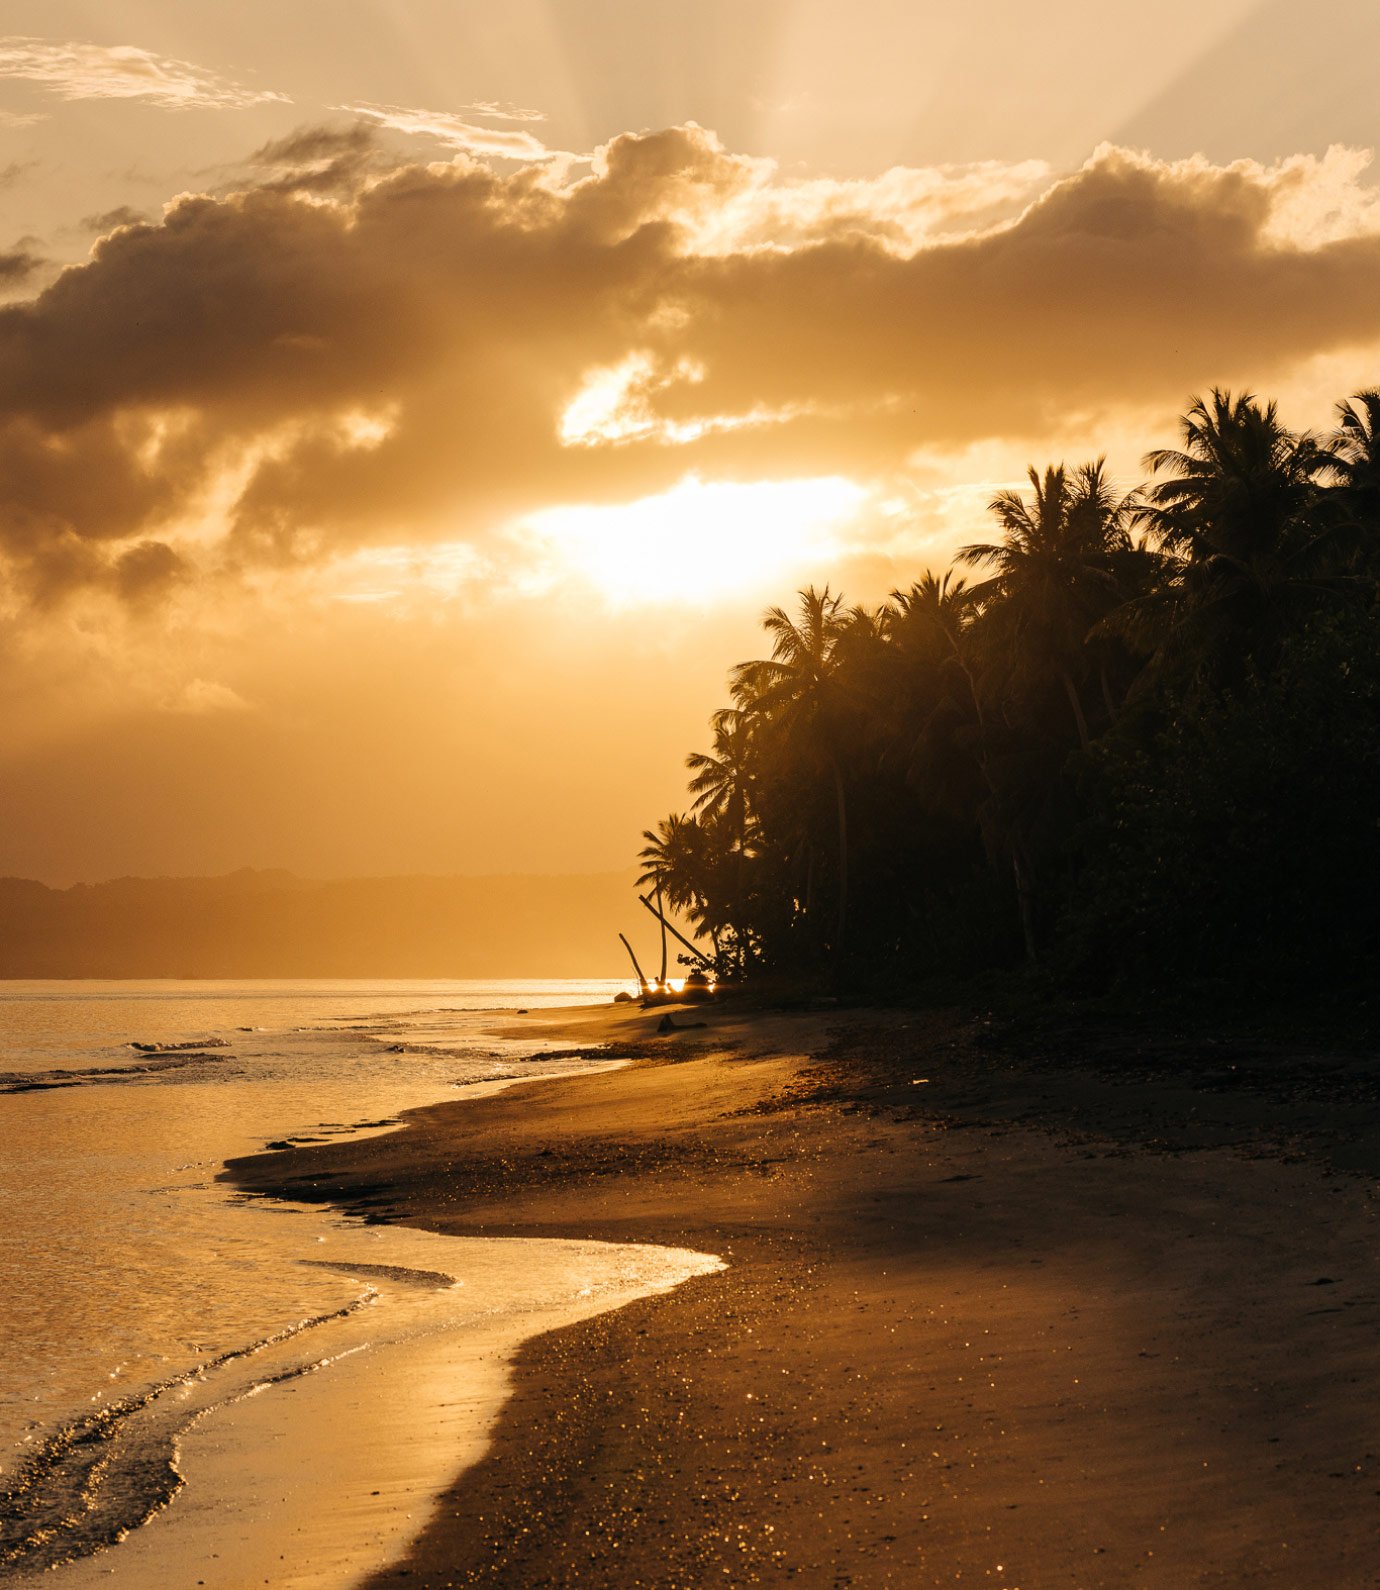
618,933,652,994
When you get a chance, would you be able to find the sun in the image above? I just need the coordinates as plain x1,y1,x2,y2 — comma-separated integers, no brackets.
517,472,866,608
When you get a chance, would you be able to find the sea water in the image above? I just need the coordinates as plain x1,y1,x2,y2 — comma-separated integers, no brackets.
0,980,718,1586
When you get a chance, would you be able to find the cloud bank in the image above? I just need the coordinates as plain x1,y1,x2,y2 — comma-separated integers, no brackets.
1,126,1379,605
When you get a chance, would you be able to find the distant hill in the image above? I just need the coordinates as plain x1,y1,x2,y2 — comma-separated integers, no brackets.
0,869,655,979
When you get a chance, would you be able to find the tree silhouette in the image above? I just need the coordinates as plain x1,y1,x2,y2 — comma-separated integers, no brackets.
686,707,757,970
731,586,853,963
1329,389,1380,568
637,386,1380,993
637,814,724,970
1133,389,1341,683
960,461,1137,749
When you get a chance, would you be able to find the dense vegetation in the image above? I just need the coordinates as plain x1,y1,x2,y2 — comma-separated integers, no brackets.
637,390,1380,996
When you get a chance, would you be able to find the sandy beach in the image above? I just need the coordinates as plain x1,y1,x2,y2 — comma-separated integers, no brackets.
230,1001,1380,1588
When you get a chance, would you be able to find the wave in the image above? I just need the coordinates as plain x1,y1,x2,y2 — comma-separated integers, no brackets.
129,1040,230,1054
298,1259,457,1288
0,1052,234,1094
0,1296,374,1578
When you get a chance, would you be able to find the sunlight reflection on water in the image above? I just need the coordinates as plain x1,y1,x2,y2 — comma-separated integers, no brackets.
0,979,705,1586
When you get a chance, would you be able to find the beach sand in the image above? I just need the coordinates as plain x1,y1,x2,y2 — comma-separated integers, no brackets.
230,1001,1380,1587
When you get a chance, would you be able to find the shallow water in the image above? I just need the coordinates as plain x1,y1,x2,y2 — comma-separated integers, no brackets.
0,979,712,1584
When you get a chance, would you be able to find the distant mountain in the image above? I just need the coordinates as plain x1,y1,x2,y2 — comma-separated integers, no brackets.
0,869,653,979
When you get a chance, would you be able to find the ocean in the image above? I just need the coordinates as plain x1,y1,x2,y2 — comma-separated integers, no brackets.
0,980,718,1587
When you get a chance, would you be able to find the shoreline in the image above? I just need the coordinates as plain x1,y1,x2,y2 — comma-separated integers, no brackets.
230,1000,1380,1587
1,1000,695,1590
42,1064,717,1590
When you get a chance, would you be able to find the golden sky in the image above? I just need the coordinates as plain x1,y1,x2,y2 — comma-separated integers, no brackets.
1,0,1379,883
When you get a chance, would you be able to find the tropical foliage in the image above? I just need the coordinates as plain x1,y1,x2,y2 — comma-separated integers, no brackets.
639,389,1380,993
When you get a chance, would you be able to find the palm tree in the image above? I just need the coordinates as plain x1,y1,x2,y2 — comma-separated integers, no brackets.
686,708,757,969
884,571,979,723
637,813,723,971
638,815,687,981
1133,389,1342,681
878,573,987,818
730,586,853,962
1328,389,1380,569
959,461,1137,750
954,464,1142,960
887,570,970,642
687,708,755,851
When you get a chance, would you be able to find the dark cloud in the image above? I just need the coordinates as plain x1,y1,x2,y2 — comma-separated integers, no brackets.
0,411,187,601
250,122,377,166
112,539,186,604
668,147,1380,449
0,129,1378,602
246,120,387,194
80,206,149,233
0,245,44,284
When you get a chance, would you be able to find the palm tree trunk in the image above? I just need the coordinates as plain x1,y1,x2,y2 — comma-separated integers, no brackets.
964,668,1037,962
655,884,668,985
1059,667,1091,751
736,797,751,974
618,933,652,994
1010,845,1038,965
828,752,848,962
734,848,747,975
952,645,988,737
1099,662,1117,725
692,889,723,971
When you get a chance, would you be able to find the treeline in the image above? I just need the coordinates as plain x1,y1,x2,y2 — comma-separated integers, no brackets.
638,390,1380,995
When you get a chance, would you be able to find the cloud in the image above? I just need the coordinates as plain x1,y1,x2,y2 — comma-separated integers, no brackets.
165,677,250,715
1,127,1380,606
0,37,287,110
0,245,43,284
452,100,547,125
112,538,186,605
247,121,385,194
570,127,1053,254
80,206,149,234
339,102,560,162
652,141,1380,448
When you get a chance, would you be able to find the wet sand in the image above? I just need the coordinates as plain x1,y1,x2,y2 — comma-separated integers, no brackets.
232,1002,1380,1587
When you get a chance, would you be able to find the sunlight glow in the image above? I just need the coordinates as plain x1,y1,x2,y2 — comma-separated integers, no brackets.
559,353,810,448
336,407,398,450
559,353,683,446
517,472,866,607
325,541,491,604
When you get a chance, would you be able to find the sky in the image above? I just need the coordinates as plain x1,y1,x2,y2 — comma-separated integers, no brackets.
1,0,1379,884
